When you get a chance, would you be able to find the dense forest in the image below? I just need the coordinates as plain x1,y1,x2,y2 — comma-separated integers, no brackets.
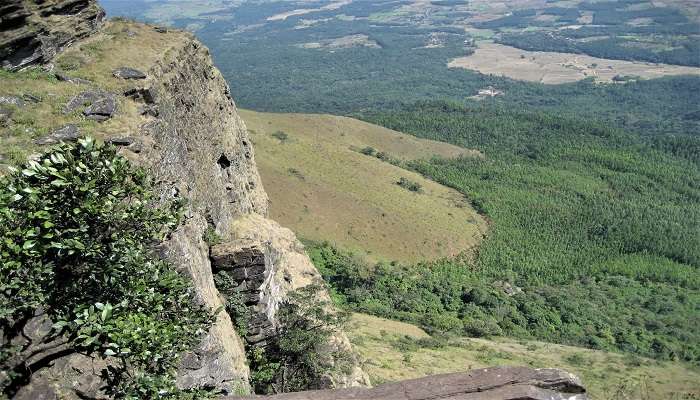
306,100,700,364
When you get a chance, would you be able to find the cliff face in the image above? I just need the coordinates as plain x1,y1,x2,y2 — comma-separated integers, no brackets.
135,35,266,394
0,0,105,70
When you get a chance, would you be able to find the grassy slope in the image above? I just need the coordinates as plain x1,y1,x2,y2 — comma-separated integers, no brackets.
240,110,487,263
348,313,700,400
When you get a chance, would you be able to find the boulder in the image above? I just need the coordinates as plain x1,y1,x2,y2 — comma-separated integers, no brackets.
64,90,116,121
107,136,135,146
34,124,80,145
124,87,157,103
55,72,92,85
113,67,146,80
223,367,588,400
107,136,142,153
83,96,116,121
0,95,24,107
22,93,40,103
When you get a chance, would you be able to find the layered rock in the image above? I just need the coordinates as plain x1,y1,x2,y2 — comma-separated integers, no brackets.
0,0,105,70
223,367,588,400
131,35,268,395
210,215,371,388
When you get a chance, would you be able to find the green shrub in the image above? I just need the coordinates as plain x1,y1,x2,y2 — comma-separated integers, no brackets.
271,131,289,142
0,138,212,398
360,146,376,156
396,177,422,193
203,226,223,245
213,270,250,338
248,284,351,394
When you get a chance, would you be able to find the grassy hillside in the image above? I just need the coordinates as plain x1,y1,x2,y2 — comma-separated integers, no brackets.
240,110,487,263
348,313,700,400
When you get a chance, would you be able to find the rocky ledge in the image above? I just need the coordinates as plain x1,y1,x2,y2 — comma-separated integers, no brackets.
224,367,588,400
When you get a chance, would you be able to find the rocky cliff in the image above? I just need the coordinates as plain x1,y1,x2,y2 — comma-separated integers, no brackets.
0,1,586,399
0,0,105,70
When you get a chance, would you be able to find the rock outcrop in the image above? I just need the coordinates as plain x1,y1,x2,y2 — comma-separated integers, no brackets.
128,34,268,395
224,367,588,400
211,215,371,388
0,0,105,70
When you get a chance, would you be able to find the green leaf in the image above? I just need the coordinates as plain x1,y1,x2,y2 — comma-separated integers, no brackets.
101,303,112,321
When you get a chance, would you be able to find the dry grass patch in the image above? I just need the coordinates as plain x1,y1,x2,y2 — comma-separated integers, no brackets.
241,110,486,263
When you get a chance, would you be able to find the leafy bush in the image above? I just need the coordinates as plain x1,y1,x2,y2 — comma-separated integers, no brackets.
360,146,376,156
0,138,212,398
248,284,351,394
203,226,223,245
213,270,250,338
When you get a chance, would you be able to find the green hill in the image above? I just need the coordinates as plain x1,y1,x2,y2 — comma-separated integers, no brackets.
241,110,487,263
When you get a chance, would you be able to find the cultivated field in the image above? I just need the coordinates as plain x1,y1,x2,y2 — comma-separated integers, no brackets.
449,42,700,84
240,110,487,263
348,313,700,400
298,34,381,50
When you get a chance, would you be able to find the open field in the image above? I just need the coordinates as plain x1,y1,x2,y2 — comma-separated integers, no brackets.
348,313,700,400
240,110,486,263
449,42,700,84
267,0,353,21
298,34,381,50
